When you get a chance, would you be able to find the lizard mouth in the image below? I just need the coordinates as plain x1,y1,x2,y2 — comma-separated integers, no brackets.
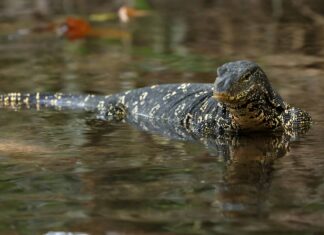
213,92,236,103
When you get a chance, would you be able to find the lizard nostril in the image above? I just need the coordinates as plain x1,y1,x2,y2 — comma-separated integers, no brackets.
217,66,227,76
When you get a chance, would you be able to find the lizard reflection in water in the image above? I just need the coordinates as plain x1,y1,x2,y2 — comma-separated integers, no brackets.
85,119,295,219
205,132,289,217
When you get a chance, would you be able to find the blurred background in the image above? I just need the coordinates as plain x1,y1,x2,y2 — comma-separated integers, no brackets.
0,0,323,105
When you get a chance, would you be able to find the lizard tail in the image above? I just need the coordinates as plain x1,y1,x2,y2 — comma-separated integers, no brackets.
0,92,110,111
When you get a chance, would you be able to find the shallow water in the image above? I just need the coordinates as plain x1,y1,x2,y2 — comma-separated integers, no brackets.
1,1,324,234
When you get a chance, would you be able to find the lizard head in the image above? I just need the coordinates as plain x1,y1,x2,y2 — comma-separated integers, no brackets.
213,60,288,131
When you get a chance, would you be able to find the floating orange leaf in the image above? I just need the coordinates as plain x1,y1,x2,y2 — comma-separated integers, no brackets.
63,17,92,40
54,16,131,41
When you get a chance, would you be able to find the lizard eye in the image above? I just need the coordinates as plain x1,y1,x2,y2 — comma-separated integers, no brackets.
241,72,251,82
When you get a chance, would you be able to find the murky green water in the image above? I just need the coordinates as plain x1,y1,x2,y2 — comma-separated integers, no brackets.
1,1,324,234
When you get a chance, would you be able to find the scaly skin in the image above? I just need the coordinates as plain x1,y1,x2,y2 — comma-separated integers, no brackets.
0,61,312,137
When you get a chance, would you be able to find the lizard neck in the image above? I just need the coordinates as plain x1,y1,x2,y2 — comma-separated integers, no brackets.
227,96,287,132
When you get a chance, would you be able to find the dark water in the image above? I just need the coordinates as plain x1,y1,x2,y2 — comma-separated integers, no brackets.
1,1,324,234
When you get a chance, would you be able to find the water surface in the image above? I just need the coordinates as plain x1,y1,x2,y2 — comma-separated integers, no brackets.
0,1,324,234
